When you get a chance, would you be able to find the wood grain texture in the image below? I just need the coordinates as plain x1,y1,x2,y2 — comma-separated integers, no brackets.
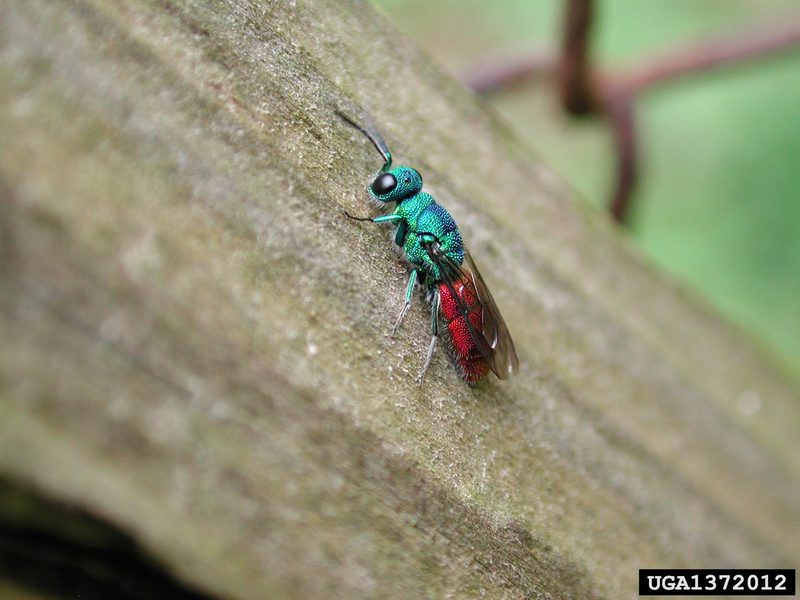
1,1,799,598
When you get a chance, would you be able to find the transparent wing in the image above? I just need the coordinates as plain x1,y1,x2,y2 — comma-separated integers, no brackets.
424,243,519,379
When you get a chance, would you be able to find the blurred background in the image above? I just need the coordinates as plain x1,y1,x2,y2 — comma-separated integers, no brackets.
372,0,800,376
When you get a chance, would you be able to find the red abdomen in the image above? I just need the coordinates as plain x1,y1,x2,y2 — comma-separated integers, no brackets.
438,280,490,385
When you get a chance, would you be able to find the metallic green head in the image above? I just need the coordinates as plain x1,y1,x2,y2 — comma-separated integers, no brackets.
370,166,423,203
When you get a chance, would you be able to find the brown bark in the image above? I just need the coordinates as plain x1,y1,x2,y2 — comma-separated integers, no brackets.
1,1,799,598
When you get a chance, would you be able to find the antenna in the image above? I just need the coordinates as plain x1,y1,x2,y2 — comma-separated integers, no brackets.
335,109,392,172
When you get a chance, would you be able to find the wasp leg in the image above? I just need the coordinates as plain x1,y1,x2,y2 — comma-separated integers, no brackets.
392,270,417,337
344,211,403,225
417,288,440,384
373,214,403,224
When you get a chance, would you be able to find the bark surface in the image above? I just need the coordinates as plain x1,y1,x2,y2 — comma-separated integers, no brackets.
1,1,799,598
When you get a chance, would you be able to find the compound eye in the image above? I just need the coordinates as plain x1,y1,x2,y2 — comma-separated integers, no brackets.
371,172,397,196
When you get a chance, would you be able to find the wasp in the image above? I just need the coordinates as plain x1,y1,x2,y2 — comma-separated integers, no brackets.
338,111,518,385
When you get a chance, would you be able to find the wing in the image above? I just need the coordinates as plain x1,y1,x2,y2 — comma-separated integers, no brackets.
424,243,519,379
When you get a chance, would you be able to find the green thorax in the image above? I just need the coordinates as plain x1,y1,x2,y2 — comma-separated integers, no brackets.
392,192,465,280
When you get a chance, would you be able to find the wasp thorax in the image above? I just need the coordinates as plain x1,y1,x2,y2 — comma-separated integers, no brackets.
371,173,397,196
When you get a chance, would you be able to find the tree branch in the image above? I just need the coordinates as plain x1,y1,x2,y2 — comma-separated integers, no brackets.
465,8,800,224
559,0,597,115
618,16,800,93
3,1,800,598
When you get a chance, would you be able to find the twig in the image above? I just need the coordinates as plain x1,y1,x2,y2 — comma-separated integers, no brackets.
559,0,596,115
603,89,636,223
464,9,800,224
619,17,800,94
463,52,552,95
